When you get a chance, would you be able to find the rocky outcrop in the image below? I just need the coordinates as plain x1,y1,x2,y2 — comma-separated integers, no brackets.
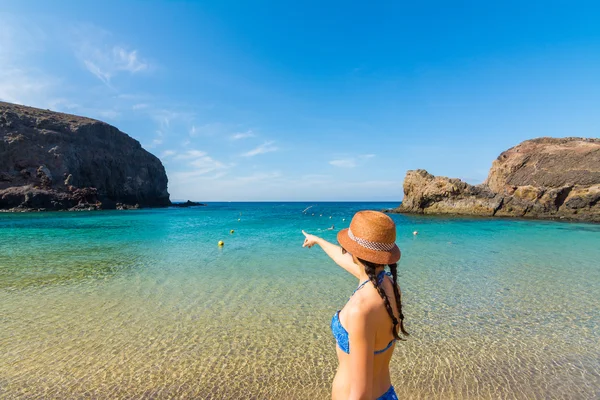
394,137,600,222
0,101,170,211
171,200,207,207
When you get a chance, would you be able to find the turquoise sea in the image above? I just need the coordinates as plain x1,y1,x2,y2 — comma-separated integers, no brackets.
1,202,599,399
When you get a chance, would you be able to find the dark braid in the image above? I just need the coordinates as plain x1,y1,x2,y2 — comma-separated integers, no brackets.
360,259,406,341
389,263,409,336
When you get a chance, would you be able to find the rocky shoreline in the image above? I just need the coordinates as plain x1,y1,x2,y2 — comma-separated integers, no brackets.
392,137,600,222
0,102,171,212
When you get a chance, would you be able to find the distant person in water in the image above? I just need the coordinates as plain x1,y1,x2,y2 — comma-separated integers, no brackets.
302,211,407,400
318,225,335,232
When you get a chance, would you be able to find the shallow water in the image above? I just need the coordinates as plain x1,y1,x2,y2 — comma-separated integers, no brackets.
1,203,599,399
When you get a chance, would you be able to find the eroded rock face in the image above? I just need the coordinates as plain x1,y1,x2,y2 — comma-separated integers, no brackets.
0,101,171,211
395,138,600,222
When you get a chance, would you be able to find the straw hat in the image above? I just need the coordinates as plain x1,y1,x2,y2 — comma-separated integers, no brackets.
337,211,401,265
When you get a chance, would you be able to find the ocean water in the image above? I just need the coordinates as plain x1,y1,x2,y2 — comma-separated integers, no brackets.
1,202,599,399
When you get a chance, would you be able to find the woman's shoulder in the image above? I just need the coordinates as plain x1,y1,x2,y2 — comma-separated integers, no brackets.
348,286,386,315
343,296,378,332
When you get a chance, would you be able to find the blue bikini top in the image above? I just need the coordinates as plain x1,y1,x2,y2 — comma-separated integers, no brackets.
331,270,396,355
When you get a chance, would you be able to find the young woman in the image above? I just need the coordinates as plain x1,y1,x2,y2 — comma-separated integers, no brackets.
302,210,408,400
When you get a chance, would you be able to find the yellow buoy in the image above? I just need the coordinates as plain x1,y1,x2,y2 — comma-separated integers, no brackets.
230,230,234,234
218,240,224,246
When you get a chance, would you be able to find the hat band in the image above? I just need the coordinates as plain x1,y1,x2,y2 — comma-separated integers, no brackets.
348,228,395,252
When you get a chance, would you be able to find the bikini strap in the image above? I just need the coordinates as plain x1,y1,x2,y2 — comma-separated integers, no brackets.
351,270,387,297
376,270,387,284
352,279,370,296
374,339,396,355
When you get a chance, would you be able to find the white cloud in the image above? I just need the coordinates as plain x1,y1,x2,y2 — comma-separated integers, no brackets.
186,123,255,139
150,109,194,132
74,25,149,86
168,151,233,183
237,172,282,182
112,46,147,73
175,150,207,160
82,47,147,84
48,98,81,110
188,122,228,137
83,60,111,85
161,150,176,158
132,103,148,110
242,141,278,157
97,109,120,119
230,130,255,140
188,155,227,174
329,154,375,168
329,159,357,168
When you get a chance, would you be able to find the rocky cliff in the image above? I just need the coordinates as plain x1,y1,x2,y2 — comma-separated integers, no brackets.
394,137,600,222
0,102,170,211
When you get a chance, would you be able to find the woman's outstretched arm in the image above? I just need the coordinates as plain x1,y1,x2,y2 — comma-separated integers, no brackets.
302,230,361,278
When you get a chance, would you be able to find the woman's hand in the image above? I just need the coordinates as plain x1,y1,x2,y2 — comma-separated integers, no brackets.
302,230,320,248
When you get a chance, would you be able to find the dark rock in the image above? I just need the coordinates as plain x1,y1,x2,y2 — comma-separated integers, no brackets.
394,137,600,222
171,200,206,207
0,101,171,211
116,203,140,210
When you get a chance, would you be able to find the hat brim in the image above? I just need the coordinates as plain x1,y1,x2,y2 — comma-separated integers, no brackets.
337,228,401,265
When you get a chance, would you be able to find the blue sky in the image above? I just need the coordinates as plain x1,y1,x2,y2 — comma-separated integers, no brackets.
1,1,599,201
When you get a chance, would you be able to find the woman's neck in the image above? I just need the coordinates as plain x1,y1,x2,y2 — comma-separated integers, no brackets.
358,266,385,282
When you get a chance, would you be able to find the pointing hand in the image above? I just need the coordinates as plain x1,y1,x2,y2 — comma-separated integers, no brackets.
302,230,319,248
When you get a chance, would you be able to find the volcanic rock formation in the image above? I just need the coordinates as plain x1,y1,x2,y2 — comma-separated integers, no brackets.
394,137,600,222
0,101,171,211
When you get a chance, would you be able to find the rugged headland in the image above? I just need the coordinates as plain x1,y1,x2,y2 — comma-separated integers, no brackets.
0,102,170,211
394,137,600,222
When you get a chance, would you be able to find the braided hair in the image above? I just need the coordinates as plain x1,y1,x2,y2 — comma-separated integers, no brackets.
360,258,409,340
